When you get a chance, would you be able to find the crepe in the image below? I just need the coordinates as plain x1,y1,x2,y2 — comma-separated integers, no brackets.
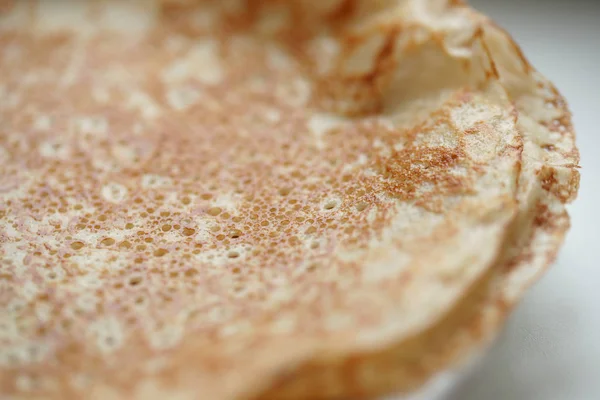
0,1,579,399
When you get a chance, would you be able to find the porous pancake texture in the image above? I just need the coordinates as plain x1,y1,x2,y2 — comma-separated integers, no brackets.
0,1,579,399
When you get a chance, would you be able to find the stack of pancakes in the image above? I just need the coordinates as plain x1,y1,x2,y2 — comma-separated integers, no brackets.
0,1,579,399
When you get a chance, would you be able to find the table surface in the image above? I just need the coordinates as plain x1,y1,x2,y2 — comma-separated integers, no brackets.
443,1,600,399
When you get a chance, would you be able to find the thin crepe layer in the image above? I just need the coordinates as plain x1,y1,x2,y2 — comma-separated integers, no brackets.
0,1,578,399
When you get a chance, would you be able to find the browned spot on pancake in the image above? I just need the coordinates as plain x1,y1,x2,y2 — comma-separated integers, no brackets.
327,0,357,22
537,165,578,203
532,203,568,233
376,147,470,205
540,169,558,193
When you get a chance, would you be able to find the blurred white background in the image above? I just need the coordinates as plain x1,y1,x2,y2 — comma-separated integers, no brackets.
447,0,600,399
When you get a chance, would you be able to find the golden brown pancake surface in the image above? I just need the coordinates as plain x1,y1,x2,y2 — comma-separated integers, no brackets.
0,1,579,399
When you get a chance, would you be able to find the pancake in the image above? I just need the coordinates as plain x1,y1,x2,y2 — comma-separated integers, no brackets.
0,1,579,399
